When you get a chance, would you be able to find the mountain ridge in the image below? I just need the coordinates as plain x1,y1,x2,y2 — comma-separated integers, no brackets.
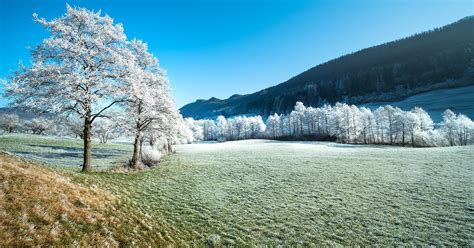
181,16,474,119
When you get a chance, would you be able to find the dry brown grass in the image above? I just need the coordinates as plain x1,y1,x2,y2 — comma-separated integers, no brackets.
0,152,191,246
0,153,121,246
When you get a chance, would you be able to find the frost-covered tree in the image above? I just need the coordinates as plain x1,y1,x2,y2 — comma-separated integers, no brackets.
176,118,194,144
248,116,266,138
441,109,457,146
331,103,356,143
360,107,375,144
93,118,118,143
123,39,176,169
0,113,20,133
204,119,218,140
6,5,133,172
403,111,421,146
266,113,281,139
185,118,204,142
291,102,306,136
216,115,228,141
413,107,434,132
158,105,184,155
64,117,85,139
454,114,474,146
25,117,54,135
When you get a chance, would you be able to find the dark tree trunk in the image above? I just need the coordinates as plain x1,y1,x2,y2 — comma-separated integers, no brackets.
82,117,93,172
130,127,143,170
130,102,144,170
402,129,405,146
168,139,173,154
149,134,156,147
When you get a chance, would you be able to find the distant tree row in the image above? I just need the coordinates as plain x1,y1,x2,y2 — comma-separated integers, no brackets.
185,102,474,147
0,113,194,150
0,114,117,143
0,114,53,135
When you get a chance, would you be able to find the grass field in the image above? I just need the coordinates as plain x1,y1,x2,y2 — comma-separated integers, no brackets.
1,134,473,245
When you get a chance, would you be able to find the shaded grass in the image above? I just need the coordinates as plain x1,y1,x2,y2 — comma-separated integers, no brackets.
0,134,131,169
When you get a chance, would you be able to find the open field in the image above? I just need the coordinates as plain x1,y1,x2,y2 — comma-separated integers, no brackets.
0,135,473,245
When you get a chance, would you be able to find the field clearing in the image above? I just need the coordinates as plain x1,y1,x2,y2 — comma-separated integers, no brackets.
0,135,473,245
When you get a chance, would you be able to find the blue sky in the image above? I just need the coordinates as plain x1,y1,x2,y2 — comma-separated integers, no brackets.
0,0,472,108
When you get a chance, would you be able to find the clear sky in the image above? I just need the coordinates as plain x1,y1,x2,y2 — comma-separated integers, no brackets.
0,0,472,108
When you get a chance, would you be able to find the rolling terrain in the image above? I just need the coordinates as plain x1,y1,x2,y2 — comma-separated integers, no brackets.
181,16,474,119
0,135,472,245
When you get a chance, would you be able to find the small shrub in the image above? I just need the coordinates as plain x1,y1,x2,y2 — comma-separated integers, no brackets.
141,146,161,167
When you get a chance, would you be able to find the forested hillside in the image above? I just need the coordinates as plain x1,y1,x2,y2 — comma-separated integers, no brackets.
181,16,474,119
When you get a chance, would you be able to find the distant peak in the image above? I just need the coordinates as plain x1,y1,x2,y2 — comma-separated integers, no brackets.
229,94,242,99
459,15,474,22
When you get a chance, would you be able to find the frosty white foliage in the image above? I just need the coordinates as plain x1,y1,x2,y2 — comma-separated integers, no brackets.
141,145,162,166
119,39,187,168
0,113,20,133
7,5,132,119
93,118,120,143
24,117,54,135
4,5,187,170
187,102,474,147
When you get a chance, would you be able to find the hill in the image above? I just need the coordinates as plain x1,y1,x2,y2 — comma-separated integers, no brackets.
181,16,474,119
0,152,173,246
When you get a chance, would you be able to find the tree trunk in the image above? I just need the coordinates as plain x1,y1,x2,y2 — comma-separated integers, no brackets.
130,128,143,170
149,134,156,147
162,142,168,155
82,117,93,172
402,129,405,146
168,139,173,154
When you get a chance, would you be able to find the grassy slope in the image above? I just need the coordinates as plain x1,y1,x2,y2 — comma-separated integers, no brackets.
361,85,474,122
1,135,473,245
0,152,188,246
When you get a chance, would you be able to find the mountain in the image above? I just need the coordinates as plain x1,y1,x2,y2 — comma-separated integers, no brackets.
181,16,474,119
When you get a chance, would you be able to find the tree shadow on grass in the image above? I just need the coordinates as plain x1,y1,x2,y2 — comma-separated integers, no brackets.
257,139,396,149
21,144,127,159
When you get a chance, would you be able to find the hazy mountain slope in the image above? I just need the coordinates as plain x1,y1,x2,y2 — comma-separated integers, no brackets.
181,16,474,119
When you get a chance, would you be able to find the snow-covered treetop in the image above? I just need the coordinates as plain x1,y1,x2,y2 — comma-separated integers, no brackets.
122,39,176,130
7,4,134,119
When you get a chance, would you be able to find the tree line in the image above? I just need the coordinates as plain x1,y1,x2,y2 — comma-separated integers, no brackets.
184,102,474,147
